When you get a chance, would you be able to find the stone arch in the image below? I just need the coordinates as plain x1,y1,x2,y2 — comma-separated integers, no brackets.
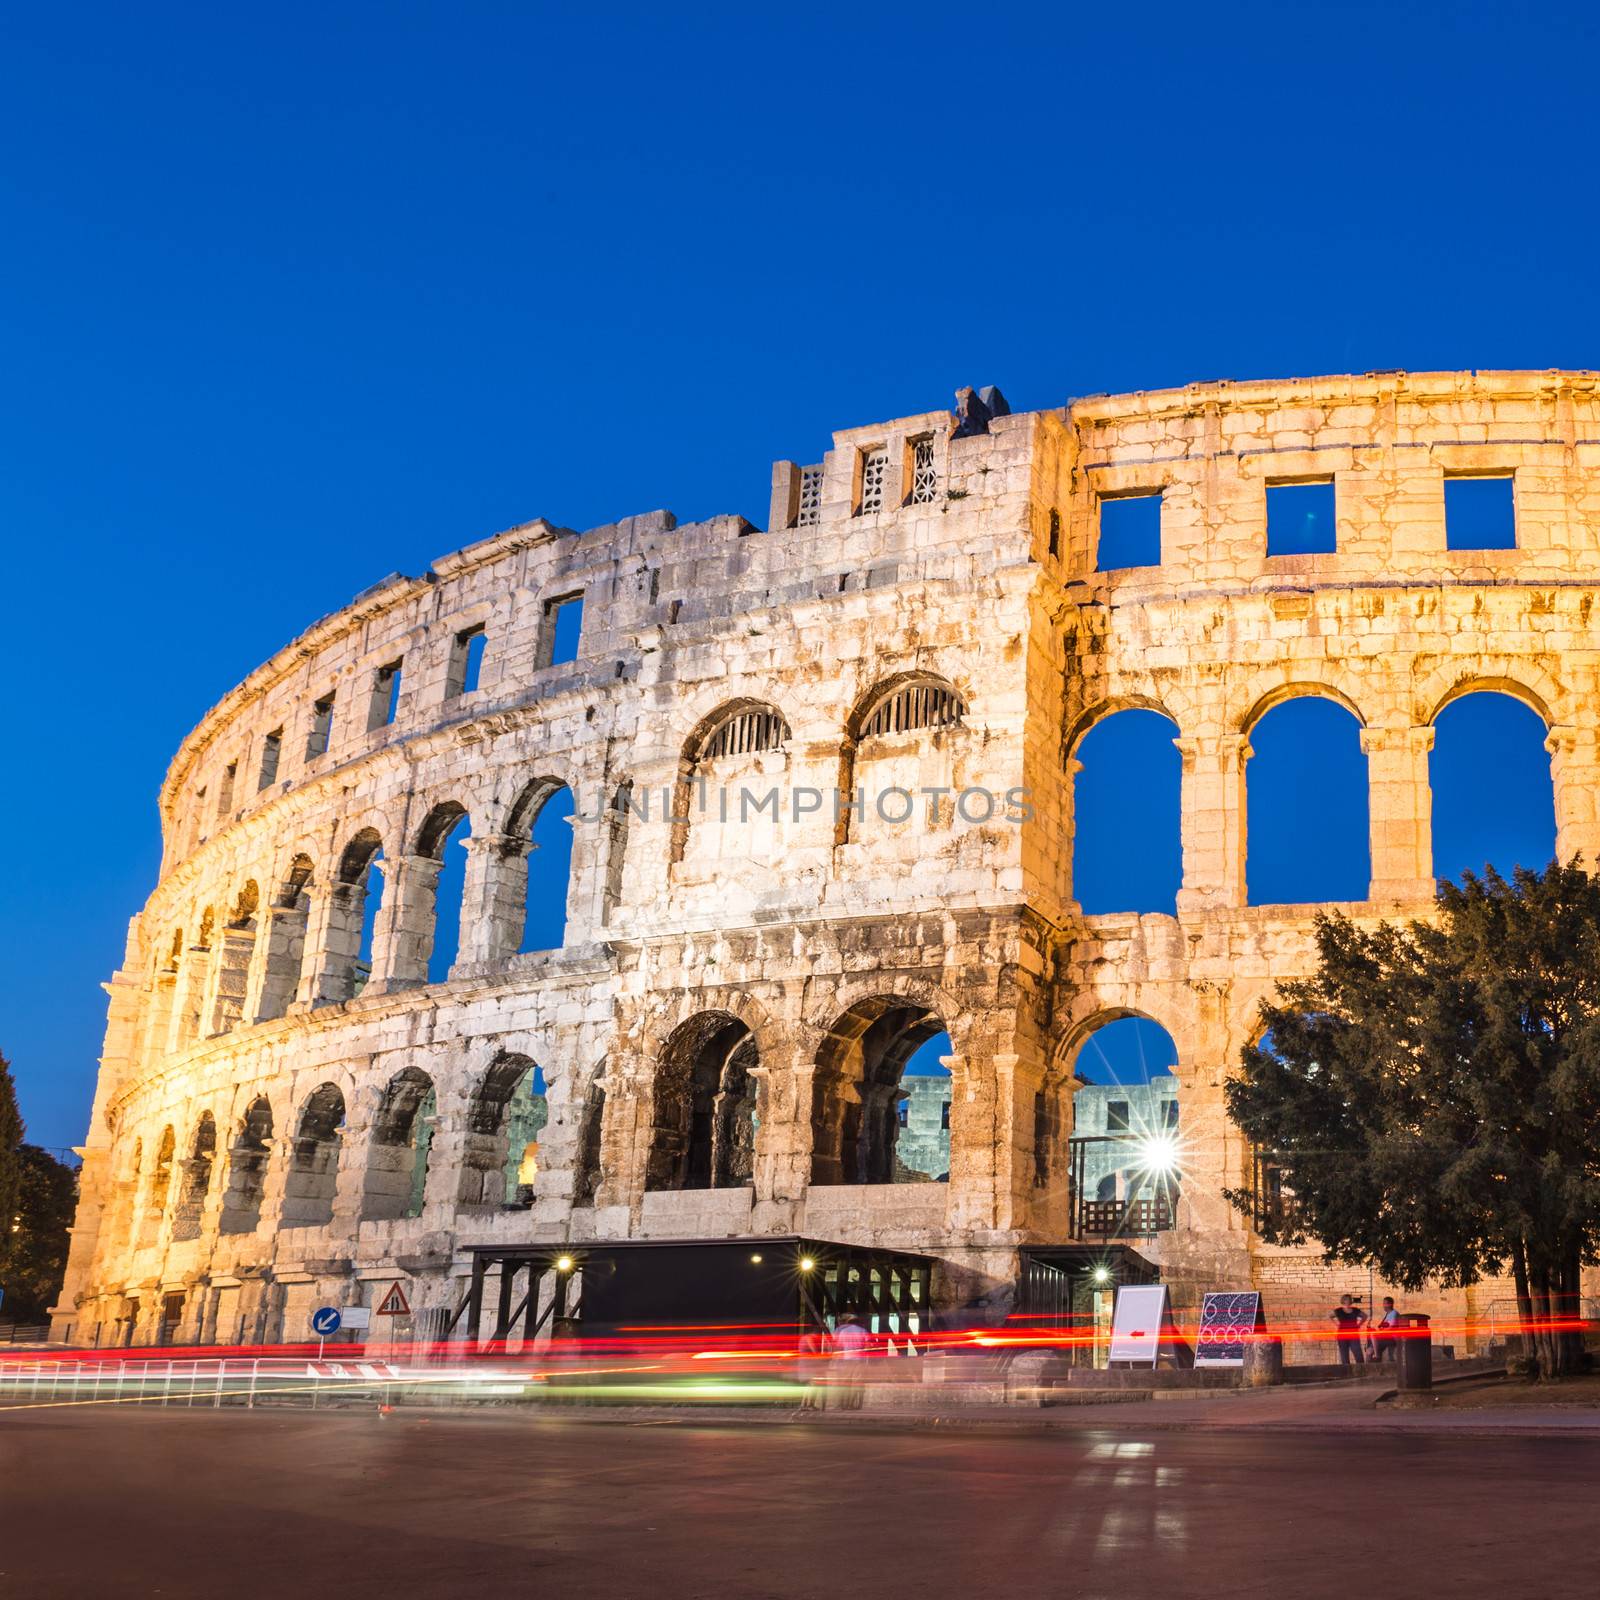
645,1011,760,1191
1063,1013,1182,1241
1064,693,1179,760
170,1112,216,1242
408,800,472,984
139,1124,176,1248
210,883,261,1034
1245,692,1370,905
282,1082,345,1227
670,698,792,864
506,778,575,953
459,1051,548,1207
414,800,469,860
809,996,950,1186
325,827,385,999
363,1066,437,1221
572,1055,608,1206
1417,665,1559,729
219,1096,274,1234
836,674,964,845
1430,687,1556,883
1238,676,1369,737
257,855,315,1020
1070,703,1183,914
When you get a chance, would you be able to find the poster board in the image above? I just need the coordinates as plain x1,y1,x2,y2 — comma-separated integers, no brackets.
1107,1283,1172,1367
1194,1290,1266,1366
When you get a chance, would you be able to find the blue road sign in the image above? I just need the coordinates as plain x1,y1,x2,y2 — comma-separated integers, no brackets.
310,1306,342,1337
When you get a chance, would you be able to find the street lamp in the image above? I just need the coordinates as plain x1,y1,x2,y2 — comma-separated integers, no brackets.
554,1255,574,1273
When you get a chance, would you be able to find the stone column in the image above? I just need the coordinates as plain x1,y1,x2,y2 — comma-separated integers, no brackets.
370,854,441,991
457,832,531,968
1060,758,1085,916
1546,724,1600,868
750,1060,810,1229
946,1050,1012,1233
207,925,256,1035
296,882,359,1007
250,902,309,1021
1361,725,1436,903
1176,734,1250,913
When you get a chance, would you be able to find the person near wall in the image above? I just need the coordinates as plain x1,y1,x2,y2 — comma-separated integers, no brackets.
1332,1293,1367,1366
1368,1296,1400,1361
832,1312,871,1410
797,1322,833,1410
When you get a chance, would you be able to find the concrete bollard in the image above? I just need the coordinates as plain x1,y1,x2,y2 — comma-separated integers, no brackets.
1243,1336,1284,1387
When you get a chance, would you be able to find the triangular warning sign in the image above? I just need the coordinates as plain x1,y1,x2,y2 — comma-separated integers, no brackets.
375,1281,411,1316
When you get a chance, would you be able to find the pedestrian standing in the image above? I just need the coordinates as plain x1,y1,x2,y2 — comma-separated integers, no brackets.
1331,1293,1367,1366
797,1323,832,1410
832,1312,870,1410
1368,1296,1399,1362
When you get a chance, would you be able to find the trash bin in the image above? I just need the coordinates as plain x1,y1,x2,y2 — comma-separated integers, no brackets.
1395,1312,1431,1391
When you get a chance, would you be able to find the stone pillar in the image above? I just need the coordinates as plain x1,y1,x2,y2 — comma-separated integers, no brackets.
1546,725,1600,868
167,941,211,1051
251,902,309,1021
751,1060,812,1226
208,924,256,1035
1361,725,1436,903
297,882,367,1007
1176,734,1250,913
1060,758,1085,916
946,1050,1014,1232
370,854,441,991
457,832,531,968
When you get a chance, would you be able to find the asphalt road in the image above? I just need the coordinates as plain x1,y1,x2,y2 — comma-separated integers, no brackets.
2,1406,1595,1599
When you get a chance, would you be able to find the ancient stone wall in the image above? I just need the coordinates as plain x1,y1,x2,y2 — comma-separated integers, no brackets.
55,370,1600,1350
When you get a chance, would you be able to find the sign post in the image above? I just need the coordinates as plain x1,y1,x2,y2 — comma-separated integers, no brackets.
1107,1284,1173,1367
310,1304,342,1361
1194,1291,1267,1367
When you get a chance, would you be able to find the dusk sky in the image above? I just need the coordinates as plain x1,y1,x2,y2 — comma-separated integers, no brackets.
3,3,1596,1146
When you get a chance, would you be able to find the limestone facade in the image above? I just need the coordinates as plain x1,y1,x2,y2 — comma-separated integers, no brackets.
54,370,1600,1349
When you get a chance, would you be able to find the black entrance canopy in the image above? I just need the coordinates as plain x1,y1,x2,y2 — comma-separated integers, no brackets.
450,1236,937,1347
1012,1243,1160,1329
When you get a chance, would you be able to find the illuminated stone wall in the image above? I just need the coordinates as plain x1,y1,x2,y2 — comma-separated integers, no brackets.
53,370,1600,1349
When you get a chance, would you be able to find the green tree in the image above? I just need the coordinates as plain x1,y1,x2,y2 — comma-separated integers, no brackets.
1225,861,1600,1378
0,1053,23,1262
0,1146,79,1323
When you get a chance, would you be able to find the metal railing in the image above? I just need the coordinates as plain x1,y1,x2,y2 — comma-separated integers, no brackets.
0,1356,406,1411
0,1324,51,1345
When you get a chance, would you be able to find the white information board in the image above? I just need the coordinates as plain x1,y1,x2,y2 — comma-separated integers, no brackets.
1107,1284,1172,1367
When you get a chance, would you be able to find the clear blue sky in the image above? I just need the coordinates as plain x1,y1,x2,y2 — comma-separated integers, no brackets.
3,3,1596,1145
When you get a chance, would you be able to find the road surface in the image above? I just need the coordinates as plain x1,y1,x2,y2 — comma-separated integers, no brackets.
2,1406,1594,1598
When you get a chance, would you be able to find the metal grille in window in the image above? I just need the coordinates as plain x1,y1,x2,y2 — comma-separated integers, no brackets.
909,436,937,504
859,682,964,738
797,465,823,527
858,447,888,515
701,707,790,761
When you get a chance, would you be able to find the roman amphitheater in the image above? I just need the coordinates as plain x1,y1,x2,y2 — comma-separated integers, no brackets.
53,369,1600,1354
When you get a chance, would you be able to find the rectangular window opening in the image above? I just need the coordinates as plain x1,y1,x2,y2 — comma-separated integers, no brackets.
1266,479,1337,557
368,661,403,731
306,693,335,759
1096,492,1162,570
217,762,236,817
796,464,823,527
1105,1100,1131,1133
1444,473,1516,551
542,594,584,667
257,729,282,790
907,435,937,505
447,624,487,699
857,446,888,516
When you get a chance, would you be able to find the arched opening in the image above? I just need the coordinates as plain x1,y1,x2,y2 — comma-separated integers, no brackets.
1431,690,1555,884
670,702,792,870
646,1014,759,1191
211,883,260,1035
282,1083,344,1227
170,1113,216,1242
520,785,575,952
573,1064,606,1205
811,999,949,1185
175,911,213,1047
324,829,384,1001
363,1067,436,1221
837,677,965,847
1071,708,1181,914
1246,695,1369,905
895,1032,954,1182
459,1053,549,1208
1067,1016,1180,1239
415,802,470,984
257,856,313,1020
140,1125,176,1248
219,1097,274,1235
